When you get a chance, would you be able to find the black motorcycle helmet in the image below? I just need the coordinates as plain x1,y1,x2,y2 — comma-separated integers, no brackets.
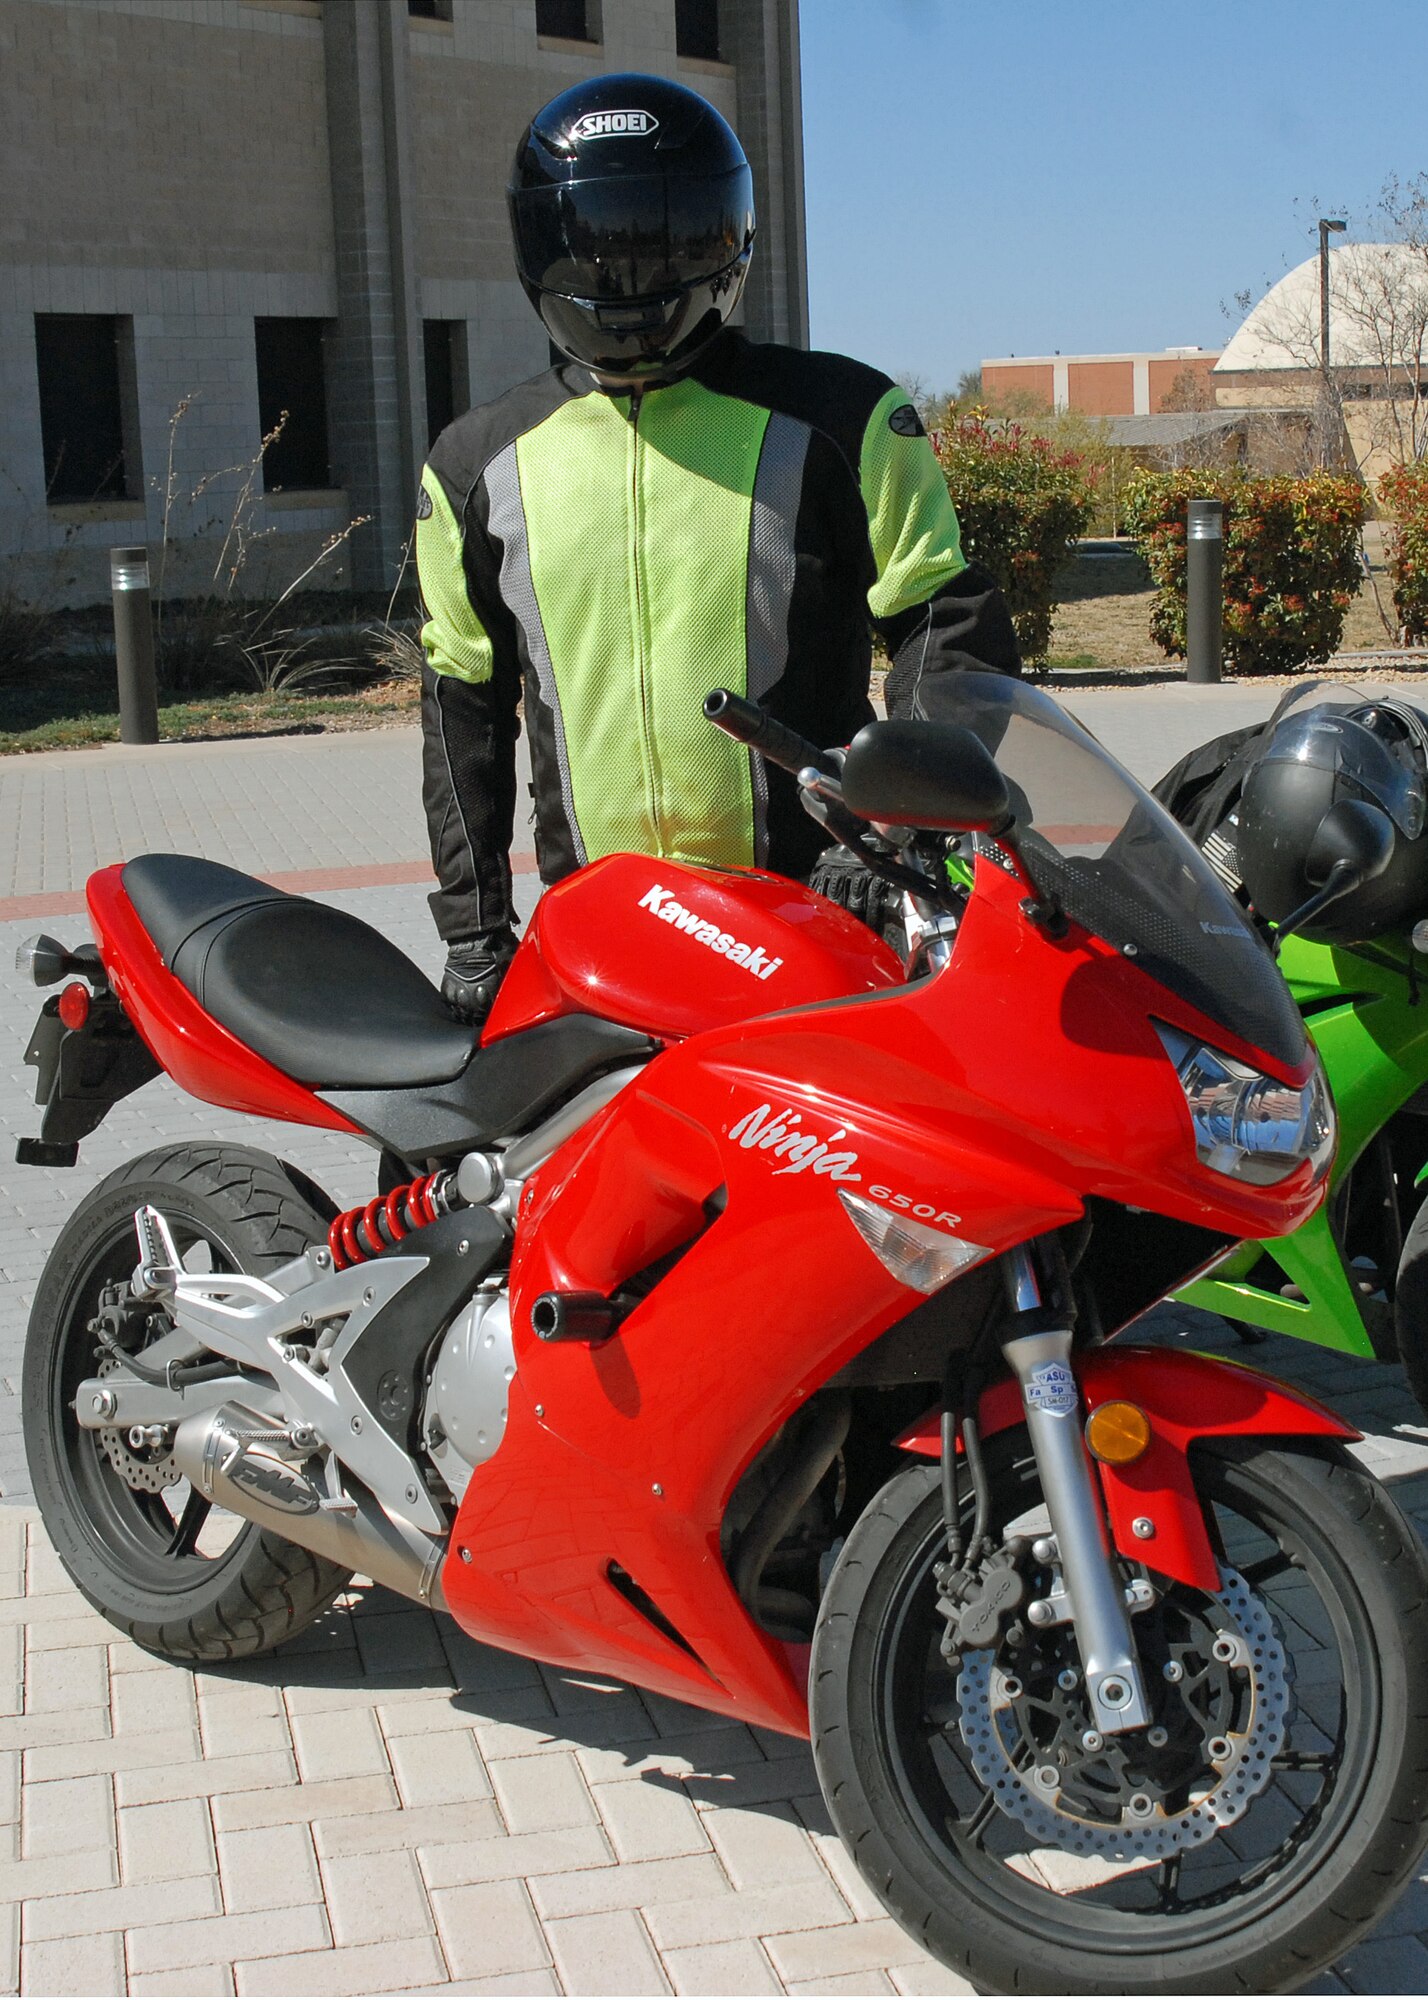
1238,698,1428,944
507,73,755,382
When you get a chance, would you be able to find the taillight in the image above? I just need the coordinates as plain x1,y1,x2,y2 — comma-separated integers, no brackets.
58,982,91,1031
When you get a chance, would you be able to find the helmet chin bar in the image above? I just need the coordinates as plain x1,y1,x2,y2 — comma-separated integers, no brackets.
530,254,751,384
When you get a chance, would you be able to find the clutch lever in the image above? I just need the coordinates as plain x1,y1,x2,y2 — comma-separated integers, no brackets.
798,766,954,906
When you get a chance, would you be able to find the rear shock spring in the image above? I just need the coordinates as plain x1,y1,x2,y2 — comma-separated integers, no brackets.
327,1171,458,1271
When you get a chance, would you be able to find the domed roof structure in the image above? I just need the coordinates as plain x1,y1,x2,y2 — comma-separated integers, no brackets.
1216,243,1428,373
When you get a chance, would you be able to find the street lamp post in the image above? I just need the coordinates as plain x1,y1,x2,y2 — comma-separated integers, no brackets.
1319,216,1347,465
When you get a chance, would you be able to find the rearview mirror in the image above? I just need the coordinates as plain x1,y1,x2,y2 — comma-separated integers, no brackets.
1305,798,1395,890
841,721,1011,833
1274,799,1395,947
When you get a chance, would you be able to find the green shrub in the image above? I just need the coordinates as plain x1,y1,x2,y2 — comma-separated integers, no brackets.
933,409,1096,668
1378,462,1428,644
1124,469,1365,676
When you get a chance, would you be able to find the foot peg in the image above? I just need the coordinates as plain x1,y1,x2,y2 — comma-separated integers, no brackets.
531,1292,622,1345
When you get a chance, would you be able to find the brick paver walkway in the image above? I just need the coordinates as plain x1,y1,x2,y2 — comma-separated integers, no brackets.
1,687,1427,1993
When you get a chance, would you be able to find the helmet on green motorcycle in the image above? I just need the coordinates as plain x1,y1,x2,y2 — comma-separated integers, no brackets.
1238,698,1428,944
507,74,756,383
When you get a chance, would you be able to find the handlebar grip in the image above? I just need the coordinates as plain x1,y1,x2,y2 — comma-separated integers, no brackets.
703,689,835,778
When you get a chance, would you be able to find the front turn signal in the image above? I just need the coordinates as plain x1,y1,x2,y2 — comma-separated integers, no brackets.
1085,1400,1151,1466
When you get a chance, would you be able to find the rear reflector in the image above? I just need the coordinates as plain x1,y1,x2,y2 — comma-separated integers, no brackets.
58,982,91,1031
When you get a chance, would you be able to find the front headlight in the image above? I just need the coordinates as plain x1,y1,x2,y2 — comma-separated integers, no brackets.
1154,1024,1335,1187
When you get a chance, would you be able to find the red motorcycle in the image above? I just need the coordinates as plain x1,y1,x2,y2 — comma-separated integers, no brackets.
16,675,1428,1992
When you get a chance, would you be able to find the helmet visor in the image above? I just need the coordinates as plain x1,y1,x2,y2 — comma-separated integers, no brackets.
1259,707,1428,840
510,165,754,302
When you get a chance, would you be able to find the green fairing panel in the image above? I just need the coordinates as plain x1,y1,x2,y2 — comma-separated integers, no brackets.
515,382,767,870
1176,931,1428,1354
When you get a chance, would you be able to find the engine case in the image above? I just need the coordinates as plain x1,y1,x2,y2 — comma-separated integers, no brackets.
424,1288,515,1500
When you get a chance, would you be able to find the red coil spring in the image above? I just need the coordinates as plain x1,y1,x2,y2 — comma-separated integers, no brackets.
328,1171,451,1271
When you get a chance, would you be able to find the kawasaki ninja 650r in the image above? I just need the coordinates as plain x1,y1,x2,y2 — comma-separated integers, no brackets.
15,675,1428,1993
1158,682,1428,1416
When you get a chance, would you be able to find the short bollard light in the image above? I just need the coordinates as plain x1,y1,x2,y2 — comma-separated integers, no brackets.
1186,499,1225,685
110,544,160,746
1084,1400,1152,1466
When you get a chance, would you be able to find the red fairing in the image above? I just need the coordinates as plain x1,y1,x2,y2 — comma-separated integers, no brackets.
894,1345,1358,1594
85,867,361,1135
482,853,903,1045
442,858,1329,1732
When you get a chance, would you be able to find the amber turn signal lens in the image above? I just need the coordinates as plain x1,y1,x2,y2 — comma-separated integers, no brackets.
1085,1400,1151,1466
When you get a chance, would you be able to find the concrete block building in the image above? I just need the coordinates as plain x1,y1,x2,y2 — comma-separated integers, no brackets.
0,0,808,605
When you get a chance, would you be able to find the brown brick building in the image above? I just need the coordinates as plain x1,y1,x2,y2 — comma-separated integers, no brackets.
980,347,1221,417
0,0,808,604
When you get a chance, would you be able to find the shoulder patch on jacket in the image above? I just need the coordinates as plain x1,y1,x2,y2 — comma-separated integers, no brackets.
887,403,925,438
415,484,433,520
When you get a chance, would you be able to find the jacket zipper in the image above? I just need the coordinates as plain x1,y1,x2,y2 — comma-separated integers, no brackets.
627,388,661,851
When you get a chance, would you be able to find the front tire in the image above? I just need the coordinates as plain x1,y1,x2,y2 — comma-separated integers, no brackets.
24,1144,352,1663
1394,1195,1428,1419
810,1439,1428,1994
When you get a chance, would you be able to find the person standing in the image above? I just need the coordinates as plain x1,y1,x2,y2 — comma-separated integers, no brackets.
417,73,1020,1022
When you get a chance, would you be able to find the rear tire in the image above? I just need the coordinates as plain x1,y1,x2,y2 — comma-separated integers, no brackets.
24,1144,352,1663
810,1438,1428,1994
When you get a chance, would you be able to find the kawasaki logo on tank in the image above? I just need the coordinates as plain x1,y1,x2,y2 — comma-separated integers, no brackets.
571,110,659,140
638,884,784,981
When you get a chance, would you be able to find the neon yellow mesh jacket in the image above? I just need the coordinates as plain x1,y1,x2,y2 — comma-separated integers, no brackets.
415,331,1020,939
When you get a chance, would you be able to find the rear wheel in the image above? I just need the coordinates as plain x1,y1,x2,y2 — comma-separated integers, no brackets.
810,1437,1428,1994
24,1144,352,1662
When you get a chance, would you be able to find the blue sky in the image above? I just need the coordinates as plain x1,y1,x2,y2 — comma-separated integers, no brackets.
799,0,1427,392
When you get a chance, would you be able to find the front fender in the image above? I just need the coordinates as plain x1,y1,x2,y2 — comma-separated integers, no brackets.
894,1344,1358,1594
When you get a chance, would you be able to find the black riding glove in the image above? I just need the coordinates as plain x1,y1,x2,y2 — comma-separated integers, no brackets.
441,926,519,1026
807,843,907,952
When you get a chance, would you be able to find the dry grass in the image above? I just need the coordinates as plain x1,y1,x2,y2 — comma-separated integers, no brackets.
1049,553,1158,670
1047,547,1409,674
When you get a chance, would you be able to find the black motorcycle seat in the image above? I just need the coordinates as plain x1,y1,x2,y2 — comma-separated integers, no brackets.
122,854,475,1090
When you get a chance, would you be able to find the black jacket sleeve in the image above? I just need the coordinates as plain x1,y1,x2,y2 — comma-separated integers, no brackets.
414,453,522,943
419,664,520,941
880,561,1023,720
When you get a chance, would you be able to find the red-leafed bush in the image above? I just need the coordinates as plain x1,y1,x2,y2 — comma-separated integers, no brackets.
933,410,1096,668
1124,470,1365,676
1378,462,1428,644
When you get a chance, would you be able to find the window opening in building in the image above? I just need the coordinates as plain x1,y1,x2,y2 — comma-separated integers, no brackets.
676,0,720,60
407,0,453,19
35,315,130,502
254,318,332,492
423,320,464,447
536,0,593,41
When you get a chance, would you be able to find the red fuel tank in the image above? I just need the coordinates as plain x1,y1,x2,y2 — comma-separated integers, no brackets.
482,855,904,1045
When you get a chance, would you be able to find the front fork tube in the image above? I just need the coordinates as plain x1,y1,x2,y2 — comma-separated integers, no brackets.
1001,1249,1152,1737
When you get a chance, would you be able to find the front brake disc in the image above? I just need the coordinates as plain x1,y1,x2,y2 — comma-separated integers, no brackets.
956,1567,1292,1863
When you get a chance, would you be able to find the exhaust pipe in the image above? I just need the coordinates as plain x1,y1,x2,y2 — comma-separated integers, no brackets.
170,1405,447,1611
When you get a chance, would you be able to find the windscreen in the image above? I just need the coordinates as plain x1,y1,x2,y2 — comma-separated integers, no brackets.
917,674,1307,1070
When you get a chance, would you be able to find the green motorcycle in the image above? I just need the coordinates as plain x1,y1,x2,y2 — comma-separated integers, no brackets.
1161,682,1428,1410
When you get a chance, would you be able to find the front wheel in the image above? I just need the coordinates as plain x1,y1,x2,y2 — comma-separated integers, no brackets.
810,1438,1428,1995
